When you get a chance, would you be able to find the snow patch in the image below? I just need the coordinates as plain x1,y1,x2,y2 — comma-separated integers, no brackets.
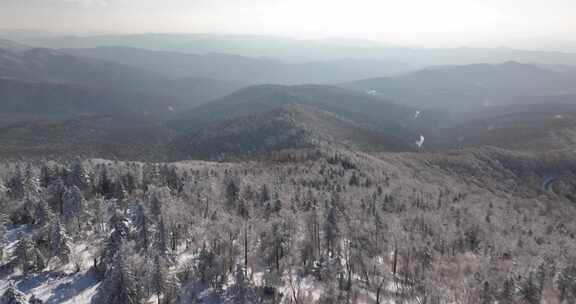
415,135,425,149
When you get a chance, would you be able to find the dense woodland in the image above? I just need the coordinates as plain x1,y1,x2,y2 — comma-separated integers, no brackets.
1,147,576,304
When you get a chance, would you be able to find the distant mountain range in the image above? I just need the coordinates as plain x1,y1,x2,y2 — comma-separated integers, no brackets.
0,43,241,115
60,46,412,84
12,33,576,66
341,61,576,112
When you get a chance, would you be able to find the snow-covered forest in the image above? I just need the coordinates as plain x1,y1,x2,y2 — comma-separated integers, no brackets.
2,147,576,304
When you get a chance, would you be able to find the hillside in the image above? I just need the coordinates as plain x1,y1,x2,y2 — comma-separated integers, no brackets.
431,96,576,152
0,114,175,161
0,78,176,116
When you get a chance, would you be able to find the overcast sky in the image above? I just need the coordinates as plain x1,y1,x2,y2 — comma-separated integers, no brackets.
1,0,575,49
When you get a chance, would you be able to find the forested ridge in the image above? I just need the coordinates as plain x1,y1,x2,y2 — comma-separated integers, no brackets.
2,147,576,303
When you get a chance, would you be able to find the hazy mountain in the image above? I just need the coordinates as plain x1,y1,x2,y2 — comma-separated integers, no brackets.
342,61,576,112
61,46,414,84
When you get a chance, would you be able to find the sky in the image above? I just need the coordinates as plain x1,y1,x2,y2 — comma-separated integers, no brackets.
1,0,575,49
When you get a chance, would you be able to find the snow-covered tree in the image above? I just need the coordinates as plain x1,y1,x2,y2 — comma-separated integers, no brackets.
94,244,142,304
14,234,45,275
133,202,151,253
97,212,130,276
66,162,90,192
28,295,42,304
50,220,72,264
0,212,7,262
22,164,40,199
62,185,85,231
46,178,66,215
0,283,28,304
33,200,54,229
155,217,170,258
151,255,168,304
